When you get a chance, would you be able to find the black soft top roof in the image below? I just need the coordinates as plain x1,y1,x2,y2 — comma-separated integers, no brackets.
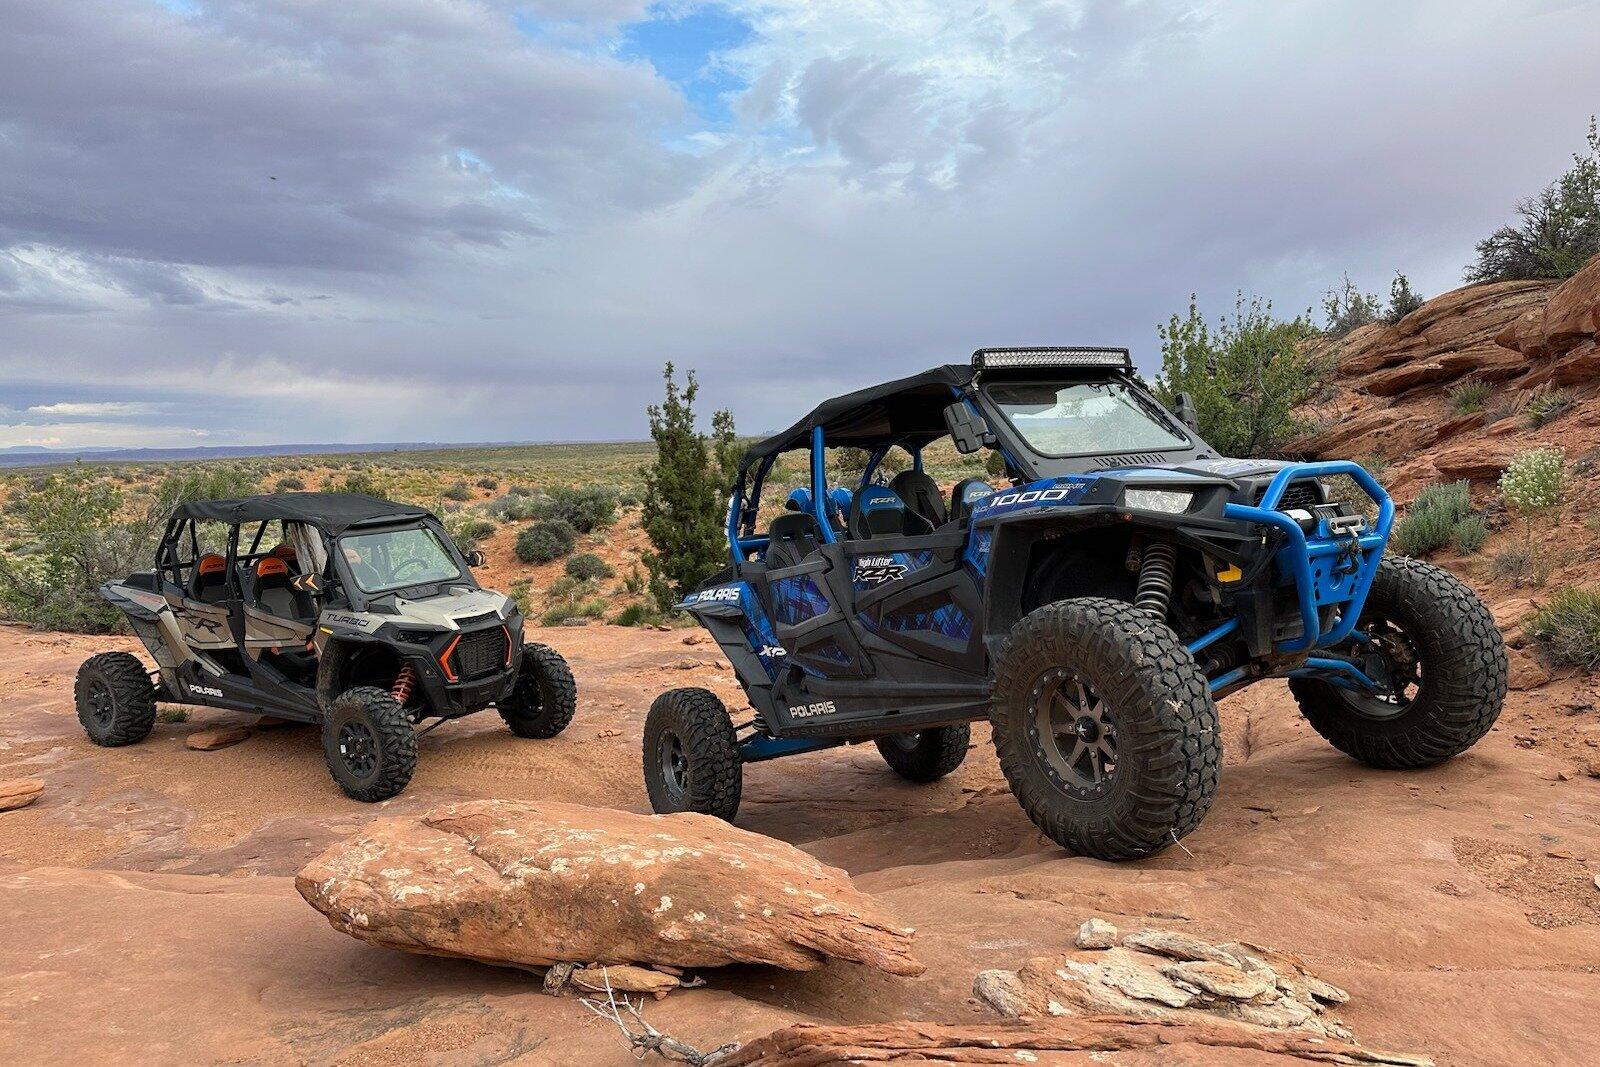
172,492,434,534
740,364,973,472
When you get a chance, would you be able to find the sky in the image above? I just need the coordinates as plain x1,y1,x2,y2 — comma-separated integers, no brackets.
2,0,1599,450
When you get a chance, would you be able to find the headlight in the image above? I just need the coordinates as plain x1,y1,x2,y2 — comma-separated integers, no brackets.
1124,488,1193,514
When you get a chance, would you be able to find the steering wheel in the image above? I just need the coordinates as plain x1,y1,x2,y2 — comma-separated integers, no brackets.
390,558,431,583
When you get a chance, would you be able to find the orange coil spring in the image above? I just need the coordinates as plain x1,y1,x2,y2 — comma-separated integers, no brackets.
391,665,418,705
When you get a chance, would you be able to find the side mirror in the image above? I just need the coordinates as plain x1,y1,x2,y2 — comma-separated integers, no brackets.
290,573,323,595
943,401,996,455
1173,392,1199,433
466,549,486,568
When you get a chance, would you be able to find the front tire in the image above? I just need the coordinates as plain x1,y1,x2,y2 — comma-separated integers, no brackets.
321,686,416,802
75,651,157,747
1289,556,1506,768
989,598,1221,861
875,724,971,782
643,688,741,821
498,642,578,739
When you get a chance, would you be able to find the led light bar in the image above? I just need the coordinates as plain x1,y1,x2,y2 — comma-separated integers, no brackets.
972,346,1133,371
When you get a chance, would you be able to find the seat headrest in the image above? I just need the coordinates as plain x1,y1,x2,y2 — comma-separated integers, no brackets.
850,484,906,539
828,486,853,522
256,556,290,580
891,469,947,531
197,554,226,577
268,544,297,560
784,487,812,513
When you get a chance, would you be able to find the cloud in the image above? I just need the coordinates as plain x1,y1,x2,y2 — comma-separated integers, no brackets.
1,0,1599,449
0,422,208,449
26,402,160,417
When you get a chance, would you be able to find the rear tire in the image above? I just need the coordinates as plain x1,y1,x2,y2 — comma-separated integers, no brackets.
75,651,157,747
875,724,970,782
643,688,741,821
498,642,578,739
322,686,416,802
989,598,1221,861
1289,556,1506,768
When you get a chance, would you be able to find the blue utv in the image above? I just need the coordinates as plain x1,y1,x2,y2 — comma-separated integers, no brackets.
644,347,1507,859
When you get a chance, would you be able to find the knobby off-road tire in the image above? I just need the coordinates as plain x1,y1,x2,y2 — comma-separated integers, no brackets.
989,598,1221,861
498,642,578,739
1289,556,1507,769
321,686,417,802
643,688,741,821
75,651,157,747
875,724,971,782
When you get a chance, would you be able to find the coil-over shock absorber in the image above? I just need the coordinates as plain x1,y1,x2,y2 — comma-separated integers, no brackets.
1134,541,1178,621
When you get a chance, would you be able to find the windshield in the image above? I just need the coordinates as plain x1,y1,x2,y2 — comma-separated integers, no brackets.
338,526,461,593
985,380,1189,457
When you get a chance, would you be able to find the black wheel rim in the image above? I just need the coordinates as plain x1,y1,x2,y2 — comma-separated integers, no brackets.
86,678,115,727
1029,667,1118,795
1340,616,1422,720
338,721,378,780
659,731,689,800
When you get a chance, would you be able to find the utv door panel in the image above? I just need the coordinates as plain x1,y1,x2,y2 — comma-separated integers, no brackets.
240,606,314,650
841,532,986,677
173,598,234,650
759,555,870,680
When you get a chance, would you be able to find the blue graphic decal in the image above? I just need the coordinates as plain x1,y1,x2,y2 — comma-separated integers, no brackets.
771,575,830,626
679,581,784,680
881,600,973,641
963,528,993,576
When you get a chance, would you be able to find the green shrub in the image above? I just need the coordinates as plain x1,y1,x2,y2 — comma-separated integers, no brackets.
1527,588,1600,670
534,485,618,534
1500,447,1565,518
540,597,606,626
274,475,306,492
1447,379,1491,415
564,553,614,581
1522,388,1574,428
1467,118,1599,283
984,450,1008,478
514,520,575,564
157,708,189,724
1392,481,1472,557
1384,272,1425,324
444,512,496,547
1491,545,1537,584
1452,514,1489,554
509,578,534,617
337,470,385,497
1153,294,1325,457
1322,274,1382,337
621,565,646,595
475,476,499,490
613,602,663,627
441,480,473,502
488,493,542,522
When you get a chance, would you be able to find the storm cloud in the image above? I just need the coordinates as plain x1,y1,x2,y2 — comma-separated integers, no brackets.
2,0,1598,448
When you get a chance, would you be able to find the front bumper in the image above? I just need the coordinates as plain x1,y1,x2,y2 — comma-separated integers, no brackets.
1221,461,1393,653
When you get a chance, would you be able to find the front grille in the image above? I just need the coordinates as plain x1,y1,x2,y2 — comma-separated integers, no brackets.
1258,480,1321,512
450,625,508,680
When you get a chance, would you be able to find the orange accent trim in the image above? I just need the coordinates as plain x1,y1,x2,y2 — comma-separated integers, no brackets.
256,556,289,578
502,625,513,667
439,634,461,683
197,554,226,576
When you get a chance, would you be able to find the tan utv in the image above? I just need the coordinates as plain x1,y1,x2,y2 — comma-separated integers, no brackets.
78,492,574,800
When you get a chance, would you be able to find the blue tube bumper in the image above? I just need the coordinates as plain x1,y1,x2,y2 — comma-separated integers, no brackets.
1220,461,1393,654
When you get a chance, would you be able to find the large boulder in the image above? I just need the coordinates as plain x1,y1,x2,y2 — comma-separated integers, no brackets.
295,799,923,976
